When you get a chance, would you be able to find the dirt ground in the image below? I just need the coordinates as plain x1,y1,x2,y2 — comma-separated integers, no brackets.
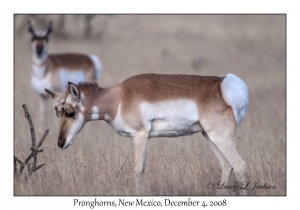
14,15,286,195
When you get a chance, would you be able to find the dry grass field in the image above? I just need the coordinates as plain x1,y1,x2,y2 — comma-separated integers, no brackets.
14,15,285,195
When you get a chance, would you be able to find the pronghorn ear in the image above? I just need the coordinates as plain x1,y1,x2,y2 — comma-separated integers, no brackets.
27,20,35,35
46,21,53,35
45,89,64,102
68,82,80,102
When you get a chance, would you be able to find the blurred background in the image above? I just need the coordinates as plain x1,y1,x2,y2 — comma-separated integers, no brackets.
14,15,285,195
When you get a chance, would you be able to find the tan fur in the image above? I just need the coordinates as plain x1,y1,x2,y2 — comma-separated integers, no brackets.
64,82,121,121
46,53,97,74
119,74,226,112
57,103,75,141
117,74,233,131
53,54,96,93
34,53,98,93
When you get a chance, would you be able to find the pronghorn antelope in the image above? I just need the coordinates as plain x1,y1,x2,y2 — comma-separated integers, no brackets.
45,73,249,195
28,21,102,121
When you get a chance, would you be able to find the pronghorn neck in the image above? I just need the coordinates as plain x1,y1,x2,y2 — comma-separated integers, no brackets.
31,50,48,79
85,89,117,122
32,51,48,66
76,84,120,123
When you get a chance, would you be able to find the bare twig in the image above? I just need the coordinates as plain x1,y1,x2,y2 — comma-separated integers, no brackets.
37,130,49,149
14,156,23,165
22,104,36,150
24,149,44,167
14,104,49,176
14,156,23,173
36,164,46,170
28,163,32,176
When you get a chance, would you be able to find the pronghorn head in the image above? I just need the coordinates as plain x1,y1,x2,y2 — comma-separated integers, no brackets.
45,82,86,149
28,20,52,59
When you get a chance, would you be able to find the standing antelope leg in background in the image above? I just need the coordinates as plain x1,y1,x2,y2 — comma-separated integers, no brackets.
38,94,48,122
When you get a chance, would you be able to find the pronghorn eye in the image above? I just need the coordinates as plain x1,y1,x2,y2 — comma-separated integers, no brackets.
66,112,75,118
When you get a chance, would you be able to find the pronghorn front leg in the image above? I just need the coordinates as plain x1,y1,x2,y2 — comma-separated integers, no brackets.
38,95,47,122
133,131,148,195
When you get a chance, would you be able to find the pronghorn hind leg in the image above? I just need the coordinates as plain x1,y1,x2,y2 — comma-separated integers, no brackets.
133,131,148,195
202,132,233,185
205,130,250,195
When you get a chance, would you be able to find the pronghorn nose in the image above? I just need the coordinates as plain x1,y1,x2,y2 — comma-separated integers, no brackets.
36,45,43,56
58,141,64,148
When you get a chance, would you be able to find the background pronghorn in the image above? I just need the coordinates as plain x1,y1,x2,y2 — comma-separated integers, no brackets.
46,73,249,195
28,20,102,121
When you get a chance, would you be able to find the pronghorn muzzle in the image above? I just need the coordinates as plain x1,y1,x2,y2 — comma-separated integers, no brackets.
58,138,65,148
58,141,64,148
58,133,66,148
36,43,44,57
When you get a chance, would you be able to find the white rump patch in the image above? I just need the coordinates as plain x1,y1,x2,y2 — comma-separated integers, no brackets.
91,106,99,120
221,73,248,126
64,113,84,149
140,99,202,138
88,54,102,79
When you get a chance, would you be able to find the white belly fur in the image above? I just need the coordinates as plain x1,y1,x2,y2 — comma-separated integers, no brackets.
140,100,203,138
109,100,203,138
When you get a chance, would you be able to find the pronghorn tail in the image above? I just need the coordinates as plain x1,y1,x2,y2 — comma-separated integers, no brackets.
221,73,249,126
89,54,102,80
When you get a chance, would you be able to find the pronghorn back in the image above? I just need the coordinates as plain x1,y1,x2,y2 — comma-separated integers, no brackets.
119,74,226,109
46,53,96,71
45,53,101,92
